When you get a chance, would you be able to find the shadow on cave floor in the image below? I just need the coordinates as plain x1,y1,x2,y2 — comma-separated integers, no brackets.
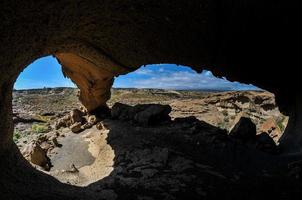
85,118,302,200
3,113,302,200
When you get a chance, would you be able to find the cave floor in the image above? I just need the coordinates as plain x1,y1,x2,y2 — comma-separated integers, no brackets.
3,118,302,200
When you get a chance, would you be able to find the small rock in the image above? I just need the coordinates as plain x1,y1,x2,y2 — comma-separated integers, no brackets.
96,122,104,130
80,106,88,114
70,122,82,133
88,115,97,125
52,137,62,147
68,164,79,173
40,141,51,151
81,122,93,130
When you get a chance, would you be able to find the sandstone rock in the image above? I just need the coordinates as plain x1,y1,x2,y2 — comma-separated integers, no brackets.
28,142,50,170
229,117,256,142
70,122,83,133
70,109,84,124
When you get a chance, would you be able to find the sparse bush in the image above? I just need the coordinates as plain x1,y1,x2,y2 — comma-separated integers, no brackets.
32,123,49,133
13,130,21,142
34,115,51,122
217,121,227,130
276,117,286,132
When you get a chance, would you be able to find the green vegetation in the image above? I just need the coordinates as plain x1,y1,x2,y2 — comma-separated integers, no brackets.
276,117,286,132
32,123,49,133
217,121,227,130
34,115,52,123
13,130,21,142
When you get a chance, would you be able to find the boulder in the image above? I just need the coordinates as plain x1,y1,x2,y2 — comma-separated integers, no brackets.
70,109,84,124
28,142,50,170
111,103,134,121
229,117,256,142
134,104,171,126
111,103,171,126
90,106,111,119
70,122,83,133
255,132,278,154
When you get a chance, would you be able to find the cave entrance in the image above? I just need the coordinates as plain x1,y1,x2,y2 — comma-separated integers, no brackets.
12,57,288,189
109,64,288,145
13,56,115,186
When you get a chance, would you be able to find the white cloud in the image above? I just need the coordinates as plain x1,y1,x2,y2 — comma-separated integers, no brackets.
133,68,153,75
159,68,165,72
118,70,259,90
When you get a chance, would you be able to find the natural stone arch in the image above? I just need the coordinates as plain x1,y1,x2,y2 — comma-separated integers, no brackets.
53,40,132,112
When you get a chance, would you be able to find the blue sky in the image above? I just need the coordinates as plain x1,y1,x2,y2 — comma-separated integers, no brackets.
15,56,76,89
14,56,260,91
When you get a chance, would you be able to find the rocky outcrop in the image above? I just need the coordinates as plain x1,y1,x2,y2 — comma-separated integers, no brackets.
229,117,278,154
260,118,283,143
56,53,119,112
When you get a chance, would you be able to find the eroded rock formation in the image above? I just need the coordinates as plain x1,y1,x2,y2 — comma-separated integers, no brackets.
56,53,125,112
